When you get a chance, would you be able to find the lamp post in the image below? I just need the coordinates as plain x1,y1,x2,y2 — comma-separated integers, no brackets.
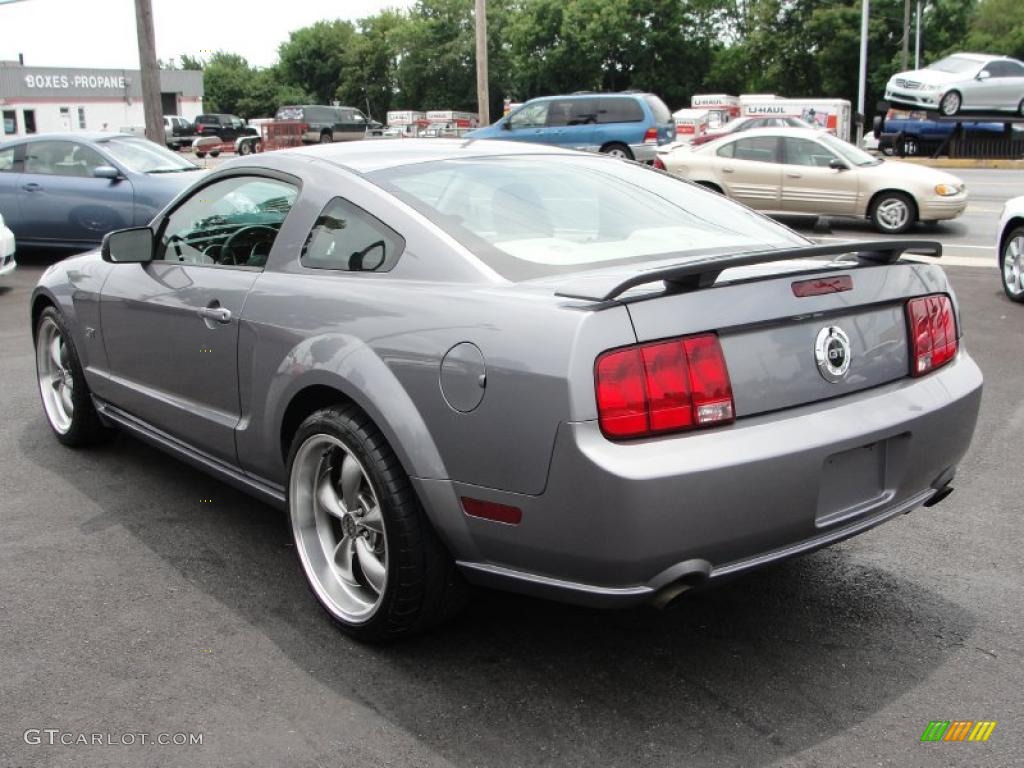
856,0,869,146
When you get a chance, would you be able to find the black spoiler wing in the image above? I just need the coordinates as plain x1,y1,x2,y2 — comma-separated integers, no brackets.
553,240,942,302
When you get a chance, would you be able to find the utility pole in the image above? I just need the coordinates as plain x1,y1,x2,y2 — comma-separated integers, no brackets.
134,0,163,144
475,0,489,126
915,0,922,69
901,0,911,70
856,0,869,146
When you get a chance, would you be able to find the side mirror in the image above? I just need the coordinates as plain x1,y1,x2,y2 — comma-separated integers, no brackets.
829,157,849,171
501,119,512,131
977,70,991,81
93,165,122,180
101,227,154,264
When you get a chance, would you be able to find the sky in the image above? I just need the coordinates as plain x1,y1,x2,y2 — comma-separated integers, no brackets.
0,0,414,70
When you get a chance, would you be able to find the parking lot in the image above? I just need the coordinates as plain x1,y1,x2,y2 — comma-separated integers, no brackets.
1,169,1021,768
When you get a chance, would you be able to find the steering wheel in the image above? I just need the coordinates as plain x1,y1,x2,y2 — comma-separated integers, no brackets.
221,225,279,266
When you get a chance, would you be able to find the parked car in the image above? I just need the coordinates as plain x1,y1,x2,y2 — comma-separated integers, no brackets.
31,139,981,640
690,115,818,147
274,105,382,144
0,210,15,278
465,92,675,161
885,53,1024,116
193,114,258,142
997,195,1024,302
656,127,968,234
0,133,204,250
163,115,196,149
872,107,1007,156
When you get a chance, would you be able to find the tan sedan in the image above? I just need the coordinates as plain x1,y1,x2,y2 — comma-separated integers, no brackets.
656,127,968,234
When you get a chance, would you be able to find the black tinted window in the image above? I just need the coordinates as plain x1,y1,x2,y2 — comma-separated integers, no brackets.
597,98,644,124
546,100,574,127
301,197,405,272
24,141,106,177
569,99,599,125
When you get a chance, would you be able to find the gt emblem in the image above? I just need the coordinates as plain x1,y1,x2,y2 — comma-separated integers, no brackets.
814,326,851,383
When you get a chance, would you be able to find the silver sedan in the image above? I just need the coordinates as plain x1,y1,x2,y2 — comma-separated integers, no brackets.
886,52,1024,116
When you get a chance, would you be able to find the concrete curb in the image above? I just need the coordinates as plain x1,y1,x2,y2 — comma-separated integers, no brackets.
897,157,1024,169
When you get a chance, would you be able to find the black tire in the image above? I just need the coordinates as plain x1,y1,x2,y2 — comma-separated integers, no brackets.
1019,99,1024,118
34,306,113,447
939,90,961,117
286,405,467,641
238,140,253,156
999,225,1024,303
210,150,220,158
320,130,333,144
869,191,917,235
600,142,633,160
195,151,206,159
696,180,724,195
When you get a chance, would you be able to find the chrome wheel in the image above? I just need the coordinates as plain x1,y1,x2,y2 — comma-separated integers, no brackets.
36,317,74,434
939,91,960,116
876,198,910,232
290,434,388,623
604,146,629,159
1003,234,1024,298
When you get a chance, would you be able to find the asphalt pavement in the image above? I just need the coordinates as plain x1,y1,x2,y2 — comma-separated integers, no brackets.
1,172,1022,768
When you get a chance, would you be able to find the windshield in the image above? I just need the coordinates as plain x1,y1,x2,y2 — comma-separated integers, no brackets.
817,132,880,167
98,137,198,173
927,56,981,74
369,155,807,281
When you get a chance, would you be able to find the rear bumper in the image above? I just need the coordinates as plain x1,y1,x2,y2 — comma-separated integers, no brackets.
432,352,982,607
630,143,664,163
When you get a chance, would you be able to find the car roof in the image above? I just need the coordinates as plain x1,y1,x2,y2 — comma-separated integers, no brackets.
945,52,1005,63
289,137,588,173
531,92,651,101
709,126,827,140
0,132,135,146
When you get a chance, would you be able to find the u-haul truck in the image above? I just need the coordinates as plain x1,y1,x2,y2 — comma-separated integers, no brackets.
739,96,852,141
672,108,710,143
689,94,740,129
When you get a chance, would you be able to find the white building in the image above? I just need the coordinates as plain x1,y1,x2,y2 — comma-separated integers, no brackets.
0,62,203,139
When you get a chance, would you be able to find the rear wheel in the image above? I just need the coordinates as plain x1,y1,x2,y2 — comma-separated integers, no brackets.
939,90,961,117
209,150,220,158
1018,99,1024,118
238,140,254,156
600,142,633,160
195,151,206,159
1000,226,1024,302
287,405,466,641
870,191,916,234
35,307,112,447
696,181,724,195
320,130,333,144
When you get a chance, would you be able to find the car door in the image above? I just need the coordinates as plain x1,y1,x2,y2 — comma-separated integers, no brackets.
505,100,552,144
0,144,24,234
99,173,299,464
780,136,860,215
713,136,782,210
544,98,598,150
17,140,134,245
989,60,1024,109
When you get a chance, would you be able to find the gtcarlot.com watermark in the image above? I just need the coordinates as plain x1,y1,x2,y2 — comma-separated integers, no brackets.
23,728,203,747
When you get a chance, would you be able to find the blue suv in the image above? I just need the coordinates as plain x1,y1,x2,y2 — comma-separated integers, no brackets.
466,92,676,162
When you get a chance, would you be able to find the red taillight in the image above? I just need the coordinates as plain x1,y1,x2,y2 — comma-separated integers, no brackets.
643,127,659,144
595,333,734,439
906,294,957,377
652,156,666,170
461,497,523,525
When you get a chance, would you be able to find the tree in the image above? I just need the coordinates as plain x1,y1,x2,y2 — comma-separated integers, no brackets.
966,0,1024,59
278,20,356,103
202,51,253,114
179,53,205,71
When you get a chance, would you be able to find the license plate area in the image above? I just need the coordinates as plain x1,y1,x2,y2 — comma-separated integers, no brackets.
816,435,910,527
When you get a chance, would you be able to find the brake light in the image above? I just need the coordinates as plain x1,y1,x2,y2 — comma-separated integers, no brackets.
906,294,957,377
643,127,659,145
653,156,666,170
595,333,734,439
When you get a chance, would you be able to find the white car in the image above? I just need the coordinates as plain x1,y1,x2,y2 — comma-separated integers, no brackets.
886,53,1024,117
0,211,16,278
656,127,967,234
997,196,1024,303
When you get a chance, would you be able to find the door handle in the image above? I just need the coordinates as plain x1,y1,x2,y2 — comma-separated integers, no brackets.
198,306,232,324
722,167,735,174
786,173,802,178
22,182,42,192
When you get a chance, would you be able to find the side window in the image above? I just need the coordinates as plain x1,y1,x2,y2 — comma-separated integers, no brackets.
731,136,779,163
783,138,836,167
509,101,549,129
716,141,735,158
24,141,107,177
597,98,644,124
1003,61,1024,77
0,145,17,172
159,176,297,269
568,99,599,125
545,100,574,127
351,111,367,124
301,197,405,273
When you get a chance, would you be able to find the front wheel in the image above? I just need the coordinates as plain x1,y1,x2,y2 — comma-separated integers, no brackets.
238,140,254,156
35,307,112,446
939,90,961,117
870,191,916,234
287,405,466,641
600,142,633,160
1000,226,1024,303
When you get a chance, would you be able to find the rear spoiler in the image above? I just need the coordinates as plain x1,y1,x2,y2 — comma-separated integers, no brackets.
554,240,942,302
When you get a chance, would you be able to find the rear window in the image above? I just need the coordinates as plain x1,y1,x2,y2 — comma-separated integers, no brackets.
197,115,218,124
643,94,672,124
597,98,644,124
369,155,805,281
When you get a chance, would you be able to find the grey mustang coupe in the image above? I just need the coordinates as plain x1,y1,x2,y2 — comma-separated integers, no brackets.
32,139,982,640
